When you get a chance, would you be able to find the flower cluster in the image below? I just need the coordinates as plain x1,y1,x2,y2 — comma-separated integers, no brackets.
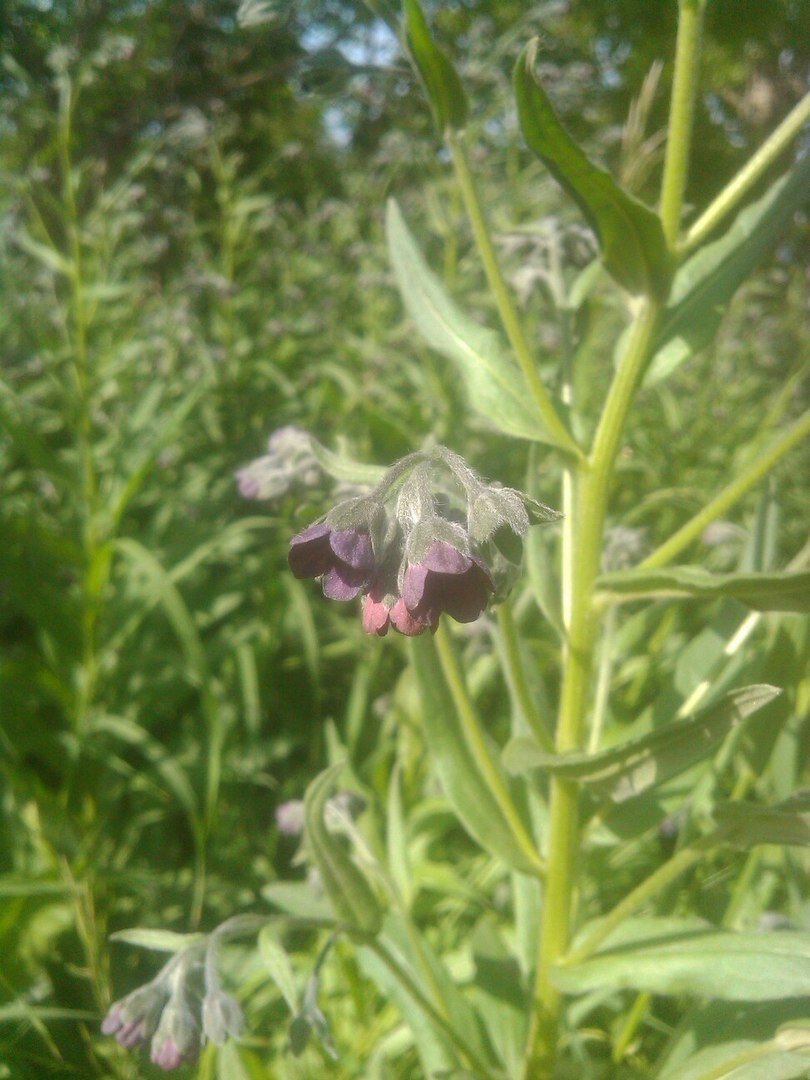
287,446,559,636
101,935,244,1070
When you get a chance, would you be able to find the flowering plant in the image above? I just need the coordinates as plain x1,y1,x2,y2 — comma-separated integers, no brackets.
100,2,810,1077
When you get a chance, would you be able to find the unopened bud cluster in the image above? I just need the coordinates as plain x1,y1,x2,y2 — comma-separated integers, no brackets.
288,446,559,636
102,932,244,1070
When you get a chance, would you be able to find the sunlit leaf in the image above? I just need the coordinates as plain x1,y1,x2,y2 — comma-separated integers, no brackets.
555,917,810,1001
303,763,383,935
503,685,780,802
403,0,468,133
387,199,562,446
715,791,810,849
514,38,671,299
110,927,204,952
644,157,810,384
595,566,810,612
408,634,541,874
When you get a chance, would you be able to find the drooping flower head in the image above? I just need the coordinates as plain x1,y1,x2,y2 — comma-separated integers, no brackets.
279,443,560,636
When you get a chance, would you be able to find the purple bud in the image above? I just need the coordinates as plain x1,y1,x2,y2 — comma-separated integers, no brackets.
276,799,305,836
151,1035,184,1070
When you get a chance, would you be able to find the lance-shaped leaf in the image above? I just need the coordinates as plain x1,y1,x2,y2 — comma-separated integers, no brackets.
303,763,382,935
595,566,810,613
644,156,810,385
553,917,810,1001
408,634,542,875
403,0,468,133
514,38,672,300
714,790,810,849
503,685,780,802
387,199,562,446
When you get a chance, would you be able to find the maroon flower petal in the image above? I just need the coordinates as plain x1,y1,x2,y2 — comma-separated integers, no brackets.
420,540,471,575
402,563,430,611
362,594,390,636
390,598,436,636
432,573,490,622
322,565,367,601
288,522,333,578
330,529,374,570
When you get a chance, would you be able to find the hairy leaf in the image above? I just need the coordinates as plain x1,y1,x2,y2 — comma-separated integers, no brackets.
645,157,810,384
596,566,810,612
514,38,671,299
303,763,383,935
554,917,810,1001
503,685,780,802
403,0,468,132
387,199,563,445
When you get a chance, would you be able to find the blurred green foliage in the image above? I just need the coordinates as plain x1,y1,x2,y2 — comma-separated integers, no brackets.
0,1,807,1077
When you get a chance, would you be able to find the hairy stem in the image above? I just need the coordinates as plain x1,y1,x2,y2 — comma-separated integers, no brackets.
659,0,706,246
639,409,810,570
446,132,583,461
683,91,810,253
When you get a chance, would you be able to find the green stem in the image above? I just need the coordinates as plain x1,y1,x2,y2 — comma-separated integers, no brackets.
496,602,555,752
433,624,545,877
363,937,497,1079
58,77,100,737
525,296,663,1074
659,0,706,246
639,409,810,570
446,132,583,462
564,842,708,966
690,1041,780,1080
683,91,810,253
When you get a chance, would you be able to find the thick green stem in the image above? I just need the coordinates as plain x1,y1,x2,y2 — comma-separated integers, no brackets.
524,298,662,1074
683,92,810,253
659,0,706,246
639,409,810,570
446,133,583,461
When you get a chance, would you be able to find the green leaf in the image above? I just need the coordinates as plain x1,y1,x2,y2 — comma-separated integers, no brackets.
308,435,386,487
260,881,335,922
658,999,810,1080
408,634,541,875
554,917,810,1001
645,157,810,385
714,791,810,849
595,566,810,612
403,0,468,133
503,685,780,802
109,927,204,952
386,199,558,446
258,927,299,1012
514,38,671,299
303,763,383,935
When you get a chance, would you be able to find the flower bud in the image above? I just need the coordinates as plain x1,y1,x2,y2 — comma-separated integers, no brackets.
150,992,200,1070
202,990,245,1046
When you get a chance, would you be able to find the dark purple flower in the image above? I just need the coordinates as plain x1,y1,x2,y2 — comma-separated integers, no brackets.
401,540,494,625
288,522,374,601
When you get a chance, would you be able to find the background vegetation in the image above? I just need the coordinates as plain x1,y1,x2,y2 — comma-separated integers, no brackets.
0,1,808,1077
